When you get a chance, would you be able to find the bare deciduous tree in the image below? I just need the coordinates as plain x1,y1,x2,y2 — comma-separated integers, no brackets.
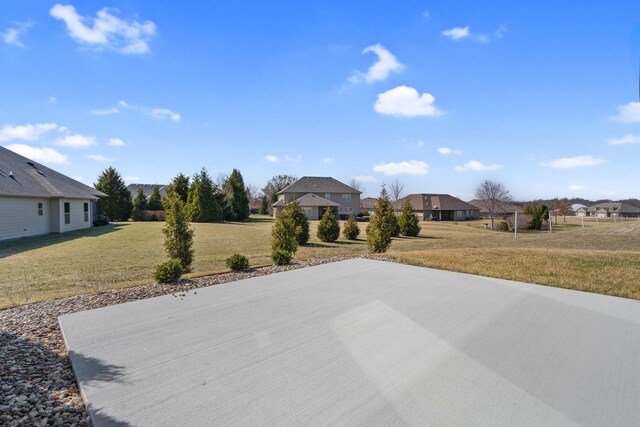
349,179,364,194
245,185,262,213
475,180,512,230
389,179,404,213
558,198,571,222
262,175,298,204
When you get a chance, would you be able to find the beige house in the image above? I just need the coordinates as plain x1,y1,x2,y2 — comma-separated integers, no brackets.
586,202,640,218
396,193,480,221
0,146,106,241
273,176,361,220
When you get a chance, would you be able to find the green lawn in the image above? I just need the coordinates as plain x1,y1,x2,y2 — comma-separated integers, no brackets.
1,215,639,308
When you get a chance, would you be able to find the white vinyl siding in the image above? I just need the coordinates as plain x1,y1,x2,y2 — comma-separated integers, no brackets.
0,197,51,240
59,199,93,233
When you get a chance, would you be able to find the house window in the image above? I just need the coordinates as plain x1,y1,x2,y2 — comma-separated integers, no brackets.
37,202,43,216
302,207,312,218
64,202,71,224
84,203,89,222
342,194,351,203
339,207,353,215
325,193,331,200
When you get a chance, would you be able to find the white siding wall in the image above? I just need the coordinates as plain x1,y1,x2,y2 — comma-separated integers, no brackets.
0,197,51,241
59,199,92,233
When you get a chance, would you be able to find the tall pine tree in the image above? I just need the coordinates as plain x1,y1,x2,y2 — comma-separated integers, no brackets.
147,185,163,210
132,187,147,211
366,186,395,253
186,168,222,222
166,173,190,204
162,195,194,271
94,167,132,221
223,169,250,221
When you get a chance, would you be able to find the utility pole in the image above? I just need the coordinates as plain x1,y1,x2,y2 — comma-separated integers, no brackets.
514,211,518,240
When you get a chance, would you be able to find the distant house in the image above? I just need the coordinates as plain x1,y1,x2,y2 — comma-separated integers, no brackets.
273,176,361,220
396,193,480,221
360,197,377,213
127,184,168,200
574,206,588,217
468,199,522,220
0,146,106,241
586,202,640,218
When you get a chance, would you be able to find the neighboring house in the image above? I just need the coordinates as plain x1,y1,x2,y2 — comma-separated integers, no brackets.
127,184,168,200
574,206,588,217
396,193,480,221
360,197,377,213
273,176,361,220
468,199,522,220
586,202,640,218
0,146,106,241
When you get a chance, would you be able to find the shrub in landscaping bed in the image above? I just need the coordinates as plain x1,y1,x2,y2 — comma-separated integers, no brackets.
317,208,340,243
226,253,250,271
271,249,292,265
343,215,360,240
154,259,184,283
496,221,509,232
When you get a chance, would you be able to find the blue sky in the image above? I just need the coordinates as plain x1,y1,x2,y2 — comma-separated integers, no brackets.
1,1,640,200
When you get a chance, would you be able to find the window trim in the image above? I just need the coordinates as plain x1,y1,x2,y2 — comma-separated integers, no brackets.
64,202,71,225
83,202,89,222
37,202,43,216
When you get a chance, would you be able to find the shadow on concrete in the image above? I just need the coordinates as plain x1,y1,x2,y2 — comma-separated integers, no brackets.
0,331,132,426
0,223,127,260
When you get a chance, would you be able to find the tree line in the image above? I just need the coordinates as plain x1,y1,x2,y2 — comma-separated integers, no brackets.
94,166,250,223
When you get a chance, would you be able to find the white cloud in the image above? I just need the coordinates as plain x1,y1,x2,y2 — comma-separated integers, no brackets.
416,141,425,147
442,26,470,40
569,184,586,190
437,147,462,155
48,97,57,104
323,157,334,164
91,107,119,115
265,155,279,162
1,22,33,47
352,175,378,183
124,176,140,183
422,10,430,19
348,44,403,84
541,155,606,169
0,123,58,142
108,137,125,146
86,154,113,162
611,102,640,123
442,25,507,43
283,154,301,163
49,4,156,55
119,100,134,109
151,108,181,122
54,133,96,148
5,144,69,164
374,86,442,118
454,160,503,172
607,133,640,145
373,160,429,176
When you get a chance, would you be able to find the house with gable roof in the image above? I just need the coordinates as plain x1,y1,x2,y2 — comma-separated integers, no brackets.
0,146,106,241
272,176,361,220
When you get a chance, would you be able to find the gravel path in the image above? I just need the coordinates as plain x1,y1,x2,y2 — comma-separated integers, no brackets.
0,256,390,426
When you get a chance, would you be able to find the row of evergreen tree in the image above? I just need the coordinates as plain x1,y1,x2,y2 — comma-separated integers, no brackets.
94,166,250,222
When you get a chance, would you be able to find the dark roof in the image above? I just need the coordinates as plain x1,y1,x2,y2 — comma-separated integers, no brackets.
127,184,168,199
587,202,640,214
279,177,361,195
398,194,480,211
360,197,377,210
468,199,522,214
0,146,106,199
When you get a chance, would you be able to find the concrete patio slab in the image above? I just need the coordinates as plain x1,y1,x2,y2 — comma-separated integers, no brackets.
59,258,640,426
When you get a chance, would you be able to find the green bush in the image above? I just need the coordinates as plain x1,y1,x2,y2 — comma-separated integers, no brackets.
226,253,250,271
343,215,360,240
154,259,184,283
271,214,298,254
317,208,340,242
366,186,394,253
271,249,292,265
162,196,195,272
398,201,421,237
497,221,509,232
283,202,310,245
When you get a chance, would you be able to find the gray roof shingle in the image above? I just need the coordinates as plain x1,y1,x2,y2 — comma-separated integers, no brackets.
0,146,106,199
278,177,361,195
398,194,480,211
